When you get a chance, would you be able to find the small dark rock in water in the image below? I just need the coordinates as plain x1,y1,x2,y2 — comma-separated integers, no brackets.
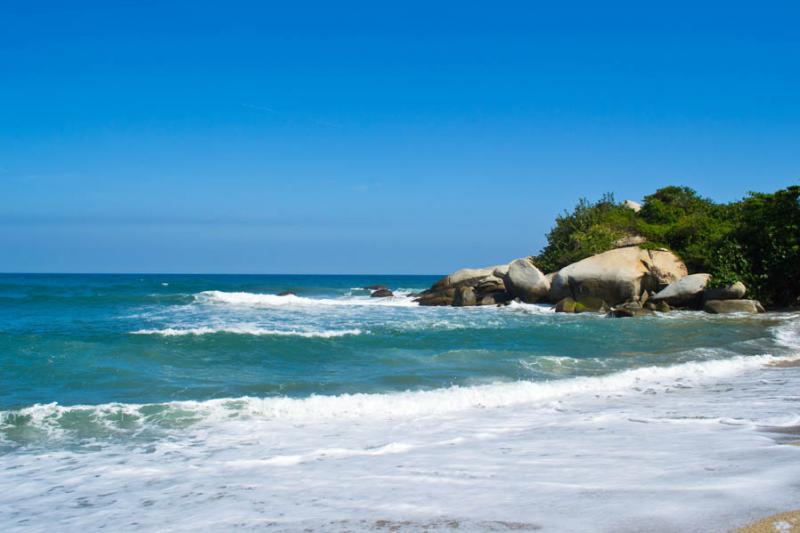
364,284,388,291
371,288,394,298
277,291,295,296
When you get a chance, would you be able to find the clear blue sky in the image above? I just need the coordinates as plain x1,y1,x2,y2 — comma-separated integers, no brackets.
2,1,798,274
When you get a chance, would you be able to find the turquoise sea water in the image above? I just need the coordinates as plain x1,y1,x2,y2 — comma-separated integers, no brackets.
2,274,800,532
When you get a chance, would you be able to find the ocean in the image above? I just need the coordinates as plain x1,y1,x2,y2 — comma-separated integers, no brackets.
1,273,799,532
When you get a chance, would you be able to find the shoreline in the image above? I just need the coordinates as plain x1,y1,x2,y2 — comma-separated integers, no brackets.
735,510,800,533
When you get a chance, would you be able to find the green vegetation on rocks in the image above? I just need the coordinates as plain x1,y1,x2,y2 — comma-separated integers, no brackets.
535,185,800,308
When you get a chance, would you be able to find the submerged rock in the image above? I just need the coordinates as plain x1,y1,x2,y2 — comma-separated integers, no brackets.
550,247,687,306
364,284,388,291
277,291,295,296
703,299,765,314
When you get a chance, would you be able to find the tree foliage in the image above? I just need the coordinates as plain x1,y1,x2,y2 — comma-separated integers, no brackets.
534,185,800,308
534,193,637,273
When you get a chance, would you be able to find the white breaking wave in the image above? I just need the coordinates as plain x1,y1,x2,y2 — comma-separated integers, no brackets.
504,300,555,314
195,290,419,307
774,316,800,351
5,352,798,429
131,326,364,338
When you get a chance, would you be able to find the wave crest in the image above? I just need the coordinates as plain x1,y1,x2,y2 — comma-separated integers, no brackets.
195,290,418,307
131,327,363,338
3,353,797,446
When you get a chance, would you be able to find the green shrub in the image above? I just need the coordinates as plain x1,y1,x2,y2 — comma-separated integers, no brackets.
535,193,636,272
534,184,800,308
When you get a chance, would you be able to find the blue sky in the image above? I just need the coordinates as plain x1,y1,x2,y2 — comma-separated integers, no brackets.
1,1,798,273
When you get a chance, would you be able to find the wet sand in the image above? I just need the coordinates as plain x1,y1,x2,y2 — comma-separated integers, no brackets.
734,510,800,532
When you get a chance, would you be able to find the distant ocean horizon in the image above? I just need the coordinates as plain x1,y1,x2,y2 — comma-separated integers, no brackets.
2,273,799,531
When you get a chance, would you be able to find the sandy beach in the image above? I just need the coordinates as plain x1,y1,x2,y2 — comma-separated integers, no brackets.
735,510,800,533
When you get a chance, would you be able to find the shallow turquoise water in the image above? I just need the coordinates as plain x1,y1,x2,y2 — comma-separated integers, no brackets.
2,274,800,532
0,273,785,411
0,273,793,450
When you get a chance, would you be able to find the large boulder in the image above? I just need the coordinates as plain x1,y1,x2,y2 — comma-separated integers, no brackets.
419,263,505,306
492,264,510,278
416,287,456,306
549,247,688,306
453,286,477,307
651,273,711,307
475,275,506,295
703,299,765,314
429,265,504,291
503,257,550,303
479,292,512,306
703,281,747,302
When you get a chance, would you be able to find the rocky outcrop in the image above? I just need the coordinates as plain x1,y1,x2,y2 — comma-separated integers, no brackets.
608,301,654,318
371,288,393,298
624,200,642,212
480,292,512,306
492,264,510,278
475,275,506,294
549,247,687,306
651,273,711,307
453,286,476,307
416,287,457,306
703,299,765,314
644,300,671,312
554,296,609,313
703,281,747,302
502,258,549,303
429,266,503,292
417,263,512,306
364,284,388,291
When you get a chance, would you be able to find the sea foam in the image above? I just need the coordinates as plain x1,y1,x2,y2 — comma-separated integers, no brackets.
4,351,797,436
195,290,419,307
131,326,363,338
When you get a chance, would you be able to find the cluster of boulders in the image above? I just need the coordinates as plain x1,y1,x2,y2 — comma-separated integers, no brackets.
414,245,765,316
